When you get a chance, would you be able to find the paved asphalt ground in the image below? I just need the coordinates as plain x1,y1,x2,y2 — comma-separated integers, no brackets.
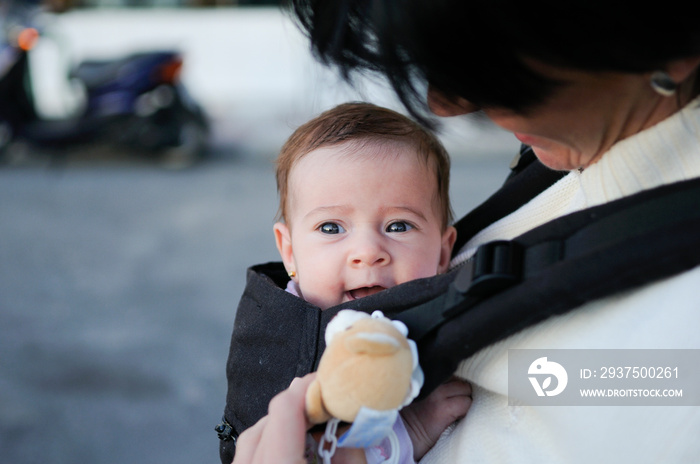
0,143,514,464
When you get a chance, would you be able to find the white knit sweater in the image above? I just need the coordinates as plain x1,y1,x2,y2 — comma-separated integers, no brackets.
423,98,700,463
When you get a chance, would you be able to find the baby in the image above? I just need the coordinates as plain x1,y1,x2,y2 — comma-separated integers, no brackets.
272,102,471,462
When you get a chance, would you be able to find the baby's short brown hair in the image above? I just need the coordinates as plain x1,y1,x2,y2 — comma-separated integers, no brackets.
276,102,453,230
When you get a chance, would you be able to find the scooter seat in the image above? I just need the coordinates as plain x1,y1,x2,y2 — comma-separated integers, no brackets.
70,51,180,90
71,58,127,88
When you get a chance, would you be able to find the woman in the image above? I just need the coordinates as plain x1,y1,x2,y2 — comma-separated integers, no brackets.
225,2,700,462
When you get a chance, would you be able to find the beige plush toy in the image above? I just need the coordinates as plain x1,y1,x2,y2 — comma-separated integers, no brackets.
305,310,422,425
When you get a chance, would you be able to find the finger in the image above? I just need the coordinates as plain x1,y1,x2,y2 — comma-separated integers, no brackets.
438,377,472,398
265,374,316,449
232,416,269,464
233,374,317,464
258,374,318,462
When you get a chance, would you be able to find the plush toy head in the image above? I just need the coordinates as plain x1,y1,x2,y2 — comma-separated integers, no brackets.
305,310,422,424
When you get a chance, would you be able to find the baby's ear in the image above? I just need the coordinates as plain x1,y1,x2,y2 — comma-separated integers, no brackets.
438,226,457,273
273,222,295,277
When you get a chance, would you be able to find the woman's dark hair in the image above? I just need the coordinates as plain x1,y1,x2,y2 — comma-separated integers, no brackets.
287,0,700,124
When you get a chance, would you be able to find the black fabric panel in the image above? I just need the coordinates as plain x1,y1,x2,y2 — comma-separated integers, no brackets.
220,263,321,463
219,263,455,463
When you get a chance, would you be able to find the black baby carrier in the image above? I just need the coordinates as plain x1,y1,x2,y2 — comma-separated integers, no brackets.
217,147,700,463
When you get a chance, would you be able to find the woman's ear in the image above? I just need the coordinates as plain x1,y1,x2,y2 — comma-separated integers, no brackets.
666,55,700,84
438,226,457,273
273,222,296,278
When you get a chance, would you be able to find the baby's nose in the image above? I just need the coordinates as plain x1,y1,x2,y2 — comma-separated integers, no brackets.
348,238,391,267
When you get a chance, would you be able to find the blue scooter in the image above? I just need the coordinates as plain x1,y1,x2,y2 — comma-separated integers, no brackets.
0,5,209,167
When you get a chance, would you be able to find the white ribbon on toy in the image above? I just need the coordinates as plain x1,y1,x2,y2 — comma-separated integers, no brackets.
337,406,398,448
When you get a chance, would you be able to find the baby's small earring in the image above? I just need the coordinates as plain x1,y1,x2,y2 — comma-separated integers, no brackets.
288,271,296,278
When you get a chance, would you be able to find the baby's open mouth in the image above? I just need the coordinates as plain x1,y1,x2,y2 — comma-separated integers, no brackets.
348,286,386,300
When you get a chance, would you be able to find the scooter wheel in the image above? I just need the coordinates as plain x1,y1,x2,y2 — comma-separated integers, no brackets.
160,119,208,170
0,122,14,164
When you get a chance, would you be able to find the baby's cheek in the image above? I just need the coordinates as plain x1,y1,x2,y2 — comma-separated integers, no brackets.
399,259,439,283
300,278,344,310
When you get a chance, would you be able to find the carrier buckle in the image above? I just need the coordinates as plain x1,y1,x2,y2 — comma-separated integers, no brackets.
215,416,237,443
466,240,522,297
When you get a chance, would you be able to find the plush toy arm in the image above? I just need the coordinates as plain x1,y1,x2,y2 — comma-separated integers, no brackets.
305,378,332,424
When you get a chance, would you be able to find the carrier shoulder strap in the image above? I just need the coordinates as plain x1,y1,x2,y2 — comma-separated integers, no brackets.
451,146,567,253
397,175,700,394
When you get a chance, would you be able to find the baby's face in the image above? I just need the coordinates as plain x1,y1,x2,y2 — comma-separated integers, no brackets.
274,142,455,310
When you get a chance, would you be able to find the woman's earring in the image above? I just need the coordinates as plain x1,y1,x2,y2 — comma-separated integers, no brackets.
288,271,296,278
650,71,677,97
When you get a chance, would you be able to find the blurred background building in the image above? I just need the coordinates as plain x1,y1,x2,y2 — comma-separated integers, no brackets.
23,0,517,163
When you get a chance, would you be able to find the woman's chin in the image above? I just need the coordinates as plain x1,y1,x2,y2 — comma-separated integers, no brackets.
531,146,583,172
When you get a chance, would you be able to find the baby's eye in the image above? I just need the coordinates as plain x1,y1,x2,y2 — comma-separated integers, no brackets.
386,221,413,233
319,222,345,234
